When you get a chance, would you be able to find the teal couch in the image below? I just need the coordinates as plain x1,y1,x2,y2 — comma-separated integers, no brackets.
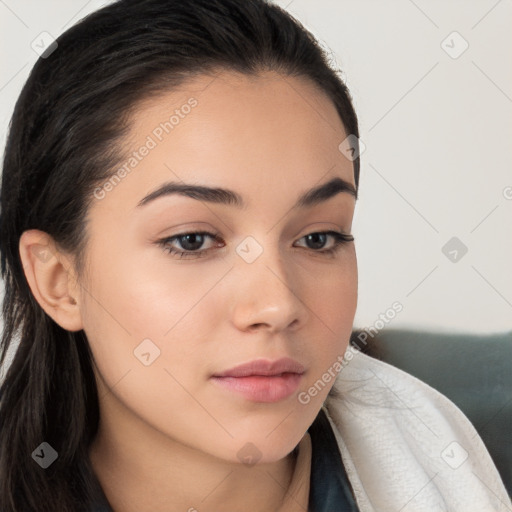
351,328,512,497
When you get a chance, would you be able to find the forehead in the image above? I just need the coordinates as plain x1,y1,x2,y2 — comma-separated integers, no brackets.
90,69,354,219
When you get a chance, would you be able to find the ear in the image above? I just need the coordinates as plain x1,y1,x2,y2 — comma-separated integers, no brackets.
19,229,83,332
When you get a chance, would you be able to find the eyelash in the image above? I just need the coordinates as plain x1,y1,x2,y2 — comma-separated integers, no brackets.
156,230,354,259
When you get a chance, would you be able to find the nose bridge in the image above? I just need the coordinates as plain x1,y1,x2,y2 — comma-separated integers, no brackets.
230,234,307,332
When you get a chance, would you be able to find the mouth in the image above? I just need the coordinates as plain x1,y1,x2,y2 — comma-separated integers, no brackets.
210,357,305,403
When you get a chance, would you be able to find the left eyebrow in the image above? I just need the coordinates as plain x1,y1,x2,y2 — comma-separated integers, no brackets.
136,176,357,209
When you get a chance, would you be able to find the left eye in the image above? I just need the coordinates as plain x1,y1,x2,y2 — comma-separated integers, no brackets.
157,230,354,259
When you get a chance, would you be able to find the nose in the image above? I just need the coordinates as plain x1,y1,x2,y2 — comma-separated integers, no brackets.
230,243,309,334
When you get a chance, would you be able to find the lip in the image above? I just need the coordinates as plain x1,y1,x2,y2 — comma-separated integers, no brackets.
211,357,305,403
213,357,305,378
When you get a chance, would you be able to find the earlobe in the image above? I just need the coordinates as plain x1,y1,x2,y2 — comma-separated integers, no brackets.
19,229,84,332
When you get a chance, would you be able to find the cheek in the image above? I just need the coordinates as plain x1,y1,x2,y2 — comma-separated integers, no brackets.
299,252,357,395
79,245,228,388
79,254,221,442
305,248,357,326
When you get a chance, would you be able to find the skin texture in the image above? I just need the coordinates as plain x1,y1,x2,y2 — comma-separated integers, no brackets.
19,70,358,511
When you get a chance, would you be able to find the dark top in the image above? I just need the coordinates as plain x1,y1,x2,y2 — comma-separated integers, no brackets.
91,408,360,511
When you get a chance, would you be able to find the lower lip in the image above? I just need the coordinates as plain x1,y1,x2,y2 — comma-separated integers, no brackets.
211,373,303,403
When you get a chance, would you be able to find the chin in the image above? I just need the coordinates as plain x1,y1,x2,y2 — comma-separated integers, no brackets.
221,424,307,466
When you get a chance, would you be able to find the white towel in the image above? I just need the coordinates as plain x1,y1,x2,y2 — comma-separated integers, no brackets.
323,349,512,512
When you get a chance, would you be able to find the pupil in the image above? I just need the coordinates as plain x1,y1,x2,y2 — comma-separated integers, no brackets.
307,233,326,249
181,234,203,251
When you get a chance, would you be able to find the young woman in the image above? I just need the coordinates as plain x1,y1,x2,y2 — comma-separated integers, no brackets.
0,1,509,511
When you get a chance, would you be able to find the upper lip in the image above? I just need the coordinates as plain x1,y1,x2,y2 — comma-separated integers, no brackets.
213,357,305,377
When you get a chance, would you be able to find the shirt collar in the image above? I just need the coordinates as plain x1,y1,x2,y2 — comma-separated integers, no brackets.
307,406,360,512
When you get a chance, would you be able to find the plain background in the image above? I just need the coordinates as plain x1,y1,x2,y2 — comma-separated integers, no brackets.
0,0,511,340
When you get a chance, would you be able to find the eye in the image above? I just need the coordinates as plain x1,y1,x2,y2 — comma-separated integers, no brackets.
294,231,354,255
156,230,354,259
157,231,223,259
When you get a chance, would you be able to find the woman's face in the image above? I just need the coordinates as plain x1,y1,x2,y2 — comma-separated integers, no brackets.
79,70,358,464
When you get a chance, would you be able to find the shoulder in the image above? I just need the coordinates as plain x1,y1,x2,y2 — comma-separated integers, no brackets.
323,350,512,511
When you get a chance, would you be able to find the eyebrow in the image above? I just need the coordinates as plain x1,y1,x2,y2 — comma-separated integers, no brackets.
136,176,357,210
